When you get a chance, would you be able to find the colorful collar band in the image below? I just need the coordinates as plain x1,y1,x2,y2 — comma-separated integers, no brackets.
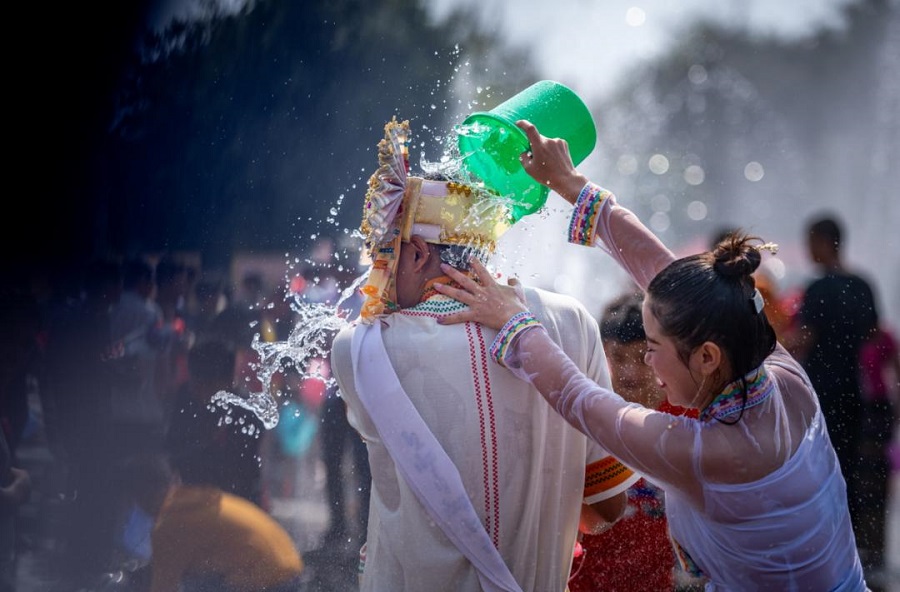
699,366,773,422
418,276,460,304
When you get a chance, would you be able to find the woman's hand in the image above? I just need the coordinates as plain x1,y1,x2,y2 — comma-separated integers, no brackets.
434,259,529,330
517,120,590,205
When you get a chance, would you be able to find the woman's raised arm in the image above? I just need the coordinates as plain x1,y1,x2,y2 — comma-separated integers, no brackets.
517,119,676,291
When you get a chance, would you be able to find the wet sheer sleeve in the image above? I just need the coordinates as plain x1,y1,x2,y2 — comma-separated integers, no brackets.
567,183,676,291
483,181,698,493
502,325,703,496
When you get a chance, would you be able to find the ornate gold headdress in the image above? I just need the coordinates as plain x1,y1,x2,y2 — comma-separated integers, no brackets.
358,117,513,323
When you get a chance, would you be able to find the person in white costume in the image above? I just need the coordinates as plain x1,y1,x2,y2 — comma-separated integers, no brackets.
329,118,637,592
435,120,870,591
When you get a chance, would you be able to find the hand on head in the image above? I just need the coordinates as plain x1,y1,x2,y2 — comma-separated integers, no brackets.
516,120,590,204
434,258,528,330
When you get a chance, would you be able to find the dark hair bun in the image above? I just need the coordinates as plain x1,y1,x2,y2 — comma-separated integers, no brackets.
712,231,762,279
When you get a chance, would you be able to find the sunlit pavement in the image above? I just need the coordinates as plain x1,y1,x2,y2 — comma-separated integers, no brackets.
264,448,364,592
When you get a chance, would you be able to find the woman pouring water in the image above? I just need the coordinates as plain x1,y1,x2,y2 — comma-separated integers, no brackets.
434,120,869,591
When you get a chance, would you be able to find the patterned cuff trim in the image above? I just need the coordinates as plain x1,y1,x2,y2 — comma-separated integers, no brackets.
567,183,612,245
583,456,638,502
489,311,541,366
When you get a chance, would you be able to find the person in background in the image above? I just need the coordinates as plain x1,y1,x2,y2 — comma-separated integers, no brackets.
185,271,228,348
785,214,880,566
0,281,43,465
152,255,193,416
165,338,265,507
258,281,321,504
855,308,900,574
292,242,372,553
108,257,166,460
568,291,702,592
121,453,303,592
212,270,268,395
330,119,635,592
41,258,123,582
0,429,31,591
0,280,41,588
314,370,371,551
435,119,868,590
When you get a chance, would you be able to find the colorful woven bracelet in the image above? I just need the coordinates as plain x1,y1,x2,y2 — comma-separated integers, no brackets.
489,311,541,366
567,183,612,245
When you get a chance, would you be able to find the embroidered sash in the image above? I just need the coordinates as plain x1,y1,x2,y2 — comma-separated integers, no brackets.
351,321,523,592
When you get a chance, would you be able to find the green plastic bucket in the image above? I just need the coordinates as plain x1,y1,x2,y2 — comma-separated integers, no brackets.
456,80,597,222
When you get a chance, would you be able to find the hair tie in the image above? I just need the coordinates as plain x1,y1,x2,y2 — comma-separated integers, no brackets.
750,289,765,314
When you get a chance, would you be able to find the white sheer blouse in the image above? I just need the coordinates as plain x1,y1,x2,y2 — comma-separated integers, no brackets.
500,186,867,591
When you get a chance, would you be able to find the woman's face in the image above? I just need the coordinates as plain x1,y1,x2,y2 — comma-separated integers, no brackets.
641,298,705,409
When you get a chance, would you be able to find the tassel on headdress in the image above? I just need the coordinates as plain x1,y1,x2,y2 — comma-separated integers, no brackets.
357,118,514,323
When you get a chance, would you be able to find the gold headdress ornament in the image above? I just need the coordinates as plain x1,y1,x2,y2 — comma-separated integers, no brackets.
358,117,514,323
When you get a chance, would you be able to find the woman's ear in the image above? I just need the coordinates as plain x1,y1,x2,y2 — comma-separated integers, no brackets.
695,341,724,378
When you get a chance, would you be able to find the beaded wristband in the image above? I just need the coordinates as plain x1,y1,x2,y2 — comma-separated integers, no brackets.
567,183,613,245
490,311,541,366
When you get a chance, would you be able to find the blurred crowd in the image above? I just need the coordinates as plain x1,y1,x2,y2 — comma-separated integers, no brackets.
0,234,370,591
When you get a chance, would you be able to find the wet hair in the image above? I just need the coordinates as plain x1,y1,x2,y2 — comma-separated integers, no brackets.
600,292,645,345
710,226,738,251
646,231,777,422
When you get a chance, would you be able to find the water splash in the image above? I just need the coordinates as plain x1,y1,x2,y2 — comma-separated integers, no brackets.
211,272,368,429
211,51,547,430
215,120,522,430
422,123,535,227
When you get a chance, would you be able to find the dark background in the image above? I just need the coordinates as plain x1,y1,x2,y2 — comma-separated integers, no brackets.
14,0,532,274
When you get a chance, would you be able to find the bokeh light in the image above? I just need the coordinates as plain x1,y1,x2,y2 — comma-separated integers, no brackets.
649,154,670,174
684,164,706,185
617,154,639,175
626,6,647,27
744,161,765,181
687,200,708,220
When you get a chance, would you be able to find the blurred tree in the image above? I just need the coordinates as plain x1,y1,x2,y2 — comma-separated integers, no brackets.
95,0,532,269
592,0,896,256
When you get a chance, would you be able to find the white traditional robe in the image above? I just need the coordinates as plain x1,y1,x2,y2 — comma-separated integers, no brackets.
331,286,637,592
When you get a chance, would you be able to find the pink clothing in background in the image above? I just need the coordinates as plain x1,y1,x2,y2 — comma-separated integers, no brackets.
859,328,899,403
